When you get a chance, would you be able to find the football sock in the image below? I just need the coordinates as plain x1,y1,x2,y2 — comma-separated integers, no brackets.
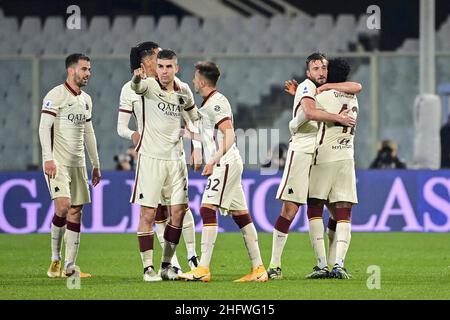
335,222,351,267
308,219,327,269
138,231,154,270
64,221,81,270
199,207,217,268
155,206,181,269
51,214,66,261
270,216,292,267
162,224,182,265
232,214,263,268
182,207,197,259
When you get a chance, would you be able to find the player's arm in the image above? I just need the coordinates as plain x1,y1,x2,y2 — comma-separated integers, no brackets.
117,89,140,146
130,63,149,95
288,107,308,135
202,118,235,176
84,118,101,187
285,81,362,96
302,97,355,127
317,82,362,94
182,112,202,172
39,110,57,178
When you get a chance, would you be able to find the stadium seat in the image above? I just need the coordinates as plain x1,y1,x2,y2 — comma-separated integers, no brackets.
134,15,156,38
266,15,291,36
20,16,42,40
0,17,19,36
89,16,110,39
179,16,200,35
398,38,419,52
312,14,334,37
42,16,64,39
65,38,90,55
155,15,178,38
111,16,133,36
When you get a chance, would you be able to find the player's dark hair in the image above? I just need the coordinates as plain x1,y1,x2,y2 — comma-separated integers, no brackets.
157,49,177,60
65,53,90,69
327,58,351,83
195,61,221,86
129,41,159,73
305,52,327,70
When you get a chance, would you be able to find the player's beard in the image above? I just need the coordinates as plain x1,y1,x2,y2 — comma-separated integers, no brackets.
74,72,89,88
308,76,327,87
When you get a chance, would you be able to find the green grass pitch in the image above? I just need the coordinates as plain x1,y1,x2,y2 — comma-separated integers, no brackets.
1,232,449,300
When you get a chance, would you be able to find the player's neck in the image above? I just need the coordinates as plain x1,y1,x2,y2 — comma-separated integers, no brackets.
164,81,175,91
201,87,216,99
65,78,81,94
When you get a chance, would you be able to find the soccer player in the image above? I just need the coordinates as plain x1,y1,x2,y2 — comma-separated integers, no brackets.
178,61,268,283
117,43,199,281
307,58,359,279
130,49,201,281
39,53,101,278
267,52,360,280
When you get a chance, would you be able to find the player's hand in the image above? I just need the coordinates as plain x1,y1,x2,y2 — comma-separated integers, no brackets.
202,162,214,177
132,63,146,81
92,167,101,187
337,109,356,127
44,160,57,179
131,131,140,146
191,148,203,172
316,83,331,94
284,79,298,96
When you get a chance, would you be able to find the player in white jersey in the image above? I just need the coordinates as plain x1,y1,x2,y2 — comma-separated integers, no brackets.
178,61,268,283
39,54,100,278
130,49,201,281
267,52,361,280
307,58,359,279
117,43,199,282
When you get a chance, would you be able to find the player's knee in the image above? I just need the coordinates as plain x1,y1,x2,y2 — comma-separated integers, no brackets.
281,201,299,220
169,205,185,227
155,205,168,223
140,207,155,225
334,207,352,222
55,199,71,216
231,212,252,229
200,206,217,225
307,198,325,219
164,223,182,244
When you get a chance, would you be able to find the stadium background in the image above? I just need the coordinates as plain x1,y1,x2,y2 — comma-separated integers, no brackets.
0,0,450,301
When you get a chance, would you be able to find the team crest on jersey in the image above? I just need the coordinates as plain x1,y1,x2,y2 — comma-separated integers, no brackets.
214,105,221,112
43,100,52,108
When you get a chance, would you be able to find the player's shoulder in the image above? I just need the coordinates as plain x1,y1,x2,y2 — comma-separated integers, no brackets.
299,78,317,89
80,89,92,100
45,83,65,96
120,80,137,95
175,77,193,94
120,80,132,91
211,91,230,105
43,84,67,103
295,79,316,97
